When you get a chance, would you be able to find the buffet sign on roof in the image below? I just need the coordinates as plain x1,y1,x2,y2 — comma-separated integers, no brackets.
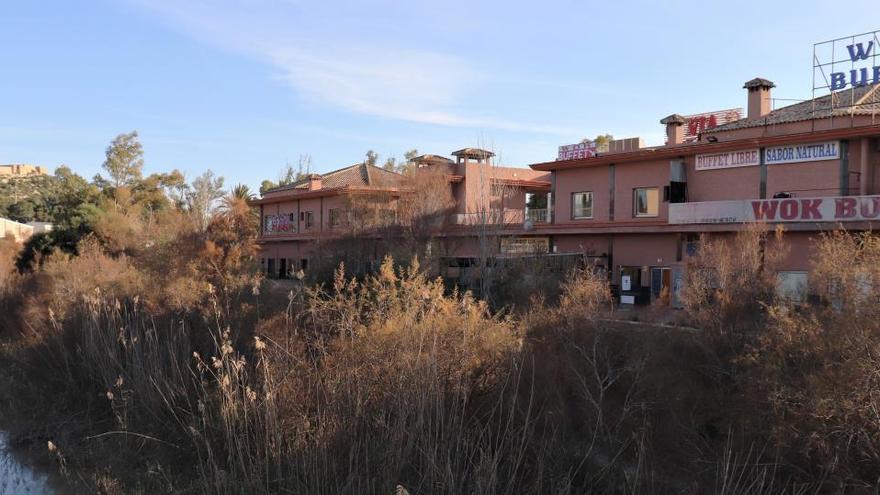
669,195,880,224
557,142,597,160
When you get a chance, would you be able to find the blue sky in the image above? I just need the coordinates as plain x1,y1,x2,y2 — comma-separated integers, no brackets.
1,0,877,192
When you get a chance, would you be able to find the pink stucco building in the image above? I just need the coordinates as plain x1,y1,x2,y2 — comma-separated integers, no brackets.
253,79,880,305
529,79,880,304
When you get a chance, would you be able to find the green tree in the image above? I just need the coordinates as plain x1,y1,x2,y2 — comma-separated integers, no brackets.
133,170,187,212
260,155,312,195
7,200,36,223
400,149,419,176
50,166,101,229
365,150,378,167
259,179,277,195
230,184,254,201
582,134,614,152
101,131,144,188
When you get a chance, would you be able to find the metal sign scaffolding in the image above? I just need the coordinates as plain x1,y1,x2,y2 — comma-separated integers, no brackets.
812,29,880,126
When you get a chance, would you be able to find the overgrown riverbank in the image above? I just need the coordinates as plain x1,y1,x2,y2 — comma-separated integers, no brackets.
2,191,880,492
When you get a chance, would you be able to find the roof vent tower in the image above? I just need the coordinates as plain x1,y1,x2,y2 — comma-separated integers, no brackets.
660,114,687,145
744,78,775,119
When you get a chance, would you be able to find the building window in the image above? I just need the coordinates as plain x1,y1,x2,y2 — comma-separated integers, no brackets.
329,208,341,228
302,211,314,228
633,187,659,217
776,271,808,303
572,192,593,219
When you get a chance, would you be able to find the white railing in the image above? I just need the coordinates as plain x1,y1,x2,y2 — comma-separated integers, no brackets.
525,208,550,223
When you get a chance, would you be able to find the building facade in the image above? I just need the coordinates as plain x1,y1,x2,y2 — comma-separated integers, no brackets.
251,149,554,279
253,79,880,304
0,164,47,180
0,218,35,242
528,79,880,305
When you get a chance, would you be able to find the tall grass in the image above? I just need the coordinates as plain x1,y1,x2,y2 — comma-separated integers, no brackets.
3,221,876,492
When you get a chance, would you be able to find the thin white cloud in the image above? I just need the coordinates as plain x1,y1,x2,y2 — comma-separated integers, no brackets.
128,0,581,135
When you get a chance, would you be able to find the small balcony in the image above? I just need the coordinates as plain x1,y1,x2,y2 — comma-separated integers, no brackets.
525,208,551,224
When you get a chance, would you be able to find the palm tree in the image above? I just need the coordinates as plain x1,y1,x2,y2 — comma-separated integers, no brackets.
220,183,256,217
230,183,254,201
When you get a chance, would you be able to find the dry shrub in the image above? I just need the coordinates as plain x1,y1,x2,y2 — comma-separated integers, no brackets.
0,236,24,337
0,235,19,288
684,225,787,352
0,236,143,340
180,257,533,493
488,255,588,311
557,265,612,320
40,236,144,318
810,230,880,318
739,231,880,485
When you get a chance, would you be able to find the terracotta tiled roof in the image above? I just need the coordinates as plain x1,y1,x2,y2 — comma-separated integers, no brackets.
413,154,454,164
265,162,406,194
707,84,880,133
451,148,495,158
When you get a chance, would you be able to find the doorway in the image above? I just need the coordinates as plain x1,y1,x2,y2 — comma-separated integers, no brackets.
650,267,671,305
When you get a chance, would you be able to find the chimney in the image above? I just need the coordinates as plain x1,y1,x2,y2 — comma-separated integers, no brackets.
307,174,322,191
743,78,775,119
660,114,687,145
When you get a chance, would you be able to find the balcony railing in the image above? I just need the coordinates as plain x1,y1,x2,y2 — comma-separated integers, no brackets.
525,208,551,224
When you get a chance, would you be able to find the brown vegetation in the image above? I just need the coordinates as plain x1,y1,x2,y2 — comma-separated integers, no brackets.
2,199,879,493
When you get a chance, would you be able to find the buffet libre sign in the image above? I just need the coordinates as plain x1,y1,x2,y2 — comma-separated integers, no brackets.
669,195,880,224
695,141,840,171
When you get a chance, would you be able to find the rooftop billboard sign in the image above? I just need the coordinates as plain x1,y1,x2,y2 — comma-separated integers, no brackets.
682,109,742,141
814,30,880,92
557,142,596,161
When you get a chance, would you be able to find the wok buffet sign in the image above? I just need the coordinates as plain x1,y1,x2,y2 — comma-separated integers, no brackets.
823,32,880,90
669,195,880,224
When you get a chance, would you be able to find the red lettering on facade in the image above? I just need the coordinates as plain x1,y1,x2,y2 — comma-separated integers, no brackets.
800,199,822,219
779,199,798,220
860,197,880,219
835,198,857,218
752,201,778,220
